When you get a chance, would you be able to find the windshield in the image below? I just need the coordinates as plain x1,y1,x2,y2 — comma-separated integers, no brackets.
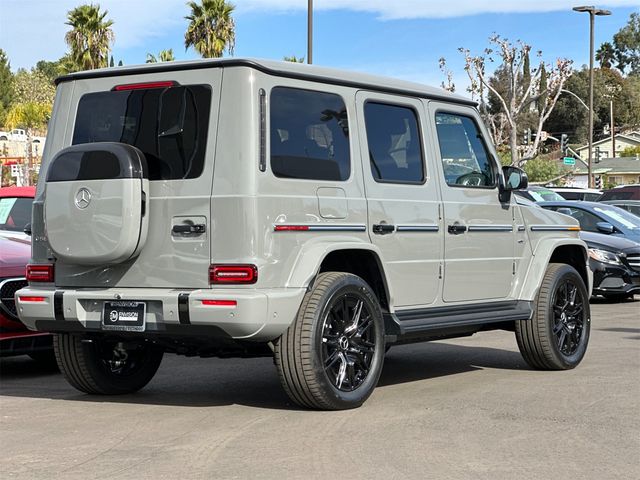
593,205,640,230
528,189,565,202
0,197,33,232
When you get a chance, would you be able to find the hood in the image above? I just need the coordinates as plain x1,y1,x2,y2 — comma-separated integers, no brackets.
580,231,640,253
0,235,30,277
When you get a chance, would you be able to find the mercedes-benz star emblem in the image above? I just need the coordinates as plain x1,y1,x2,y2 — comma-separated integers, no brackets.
74,188,92,209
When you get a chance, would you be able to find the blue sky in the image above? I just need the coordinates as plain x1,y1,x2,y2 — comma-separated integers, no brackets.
1,1,639,95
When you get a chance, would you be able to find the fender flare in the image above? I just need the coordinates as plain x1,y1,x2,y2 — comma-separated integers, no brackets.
285,239,395,305
517,237,591,301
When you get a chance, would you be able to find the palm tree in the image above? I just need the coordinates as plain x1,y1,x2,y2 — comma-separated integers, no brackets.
596,42,616,70
65,4,114,70
147,49,176,63
184,0,235,58
159,49,175,62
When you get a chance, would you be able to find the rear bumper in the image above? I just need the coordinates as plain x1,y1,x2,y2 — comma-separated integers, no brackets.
15,286,306,341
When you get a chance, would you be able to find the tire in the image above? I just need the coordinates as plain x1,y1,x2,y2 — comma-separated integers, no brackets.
274,272,385,410
515,263,590,370
54,334,164,395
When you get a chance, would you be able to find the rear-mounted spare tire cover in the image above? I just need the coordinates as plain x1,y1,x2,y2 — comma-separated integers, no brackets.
45,142,149,265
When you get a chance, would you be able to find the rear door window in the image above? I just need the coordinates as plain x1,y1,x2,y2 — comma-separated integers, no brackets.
364,102,425,184
270,87,350,181
72,84,212,180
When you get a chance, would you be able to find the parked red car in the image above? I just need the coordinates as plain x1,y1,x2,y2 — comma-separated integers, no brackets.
0,186,55,364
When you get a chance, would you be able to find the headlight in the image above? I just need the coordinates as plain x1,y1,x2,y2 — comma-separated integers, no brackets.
588,248,621,265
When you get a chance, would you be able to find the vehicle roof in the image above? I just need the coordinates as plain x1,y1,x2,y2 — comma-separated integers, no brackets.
551,187,601,193
0,186,36,198
55,58,476,107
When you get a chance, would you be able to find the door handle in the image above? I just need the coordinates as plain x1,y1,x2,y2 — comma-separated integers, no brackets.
172,224,206,235
447,224,467,235
373,223,395,235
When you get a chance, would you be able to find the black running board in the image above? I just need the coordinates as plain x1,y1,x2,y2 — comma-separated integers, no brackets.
384,300,533,342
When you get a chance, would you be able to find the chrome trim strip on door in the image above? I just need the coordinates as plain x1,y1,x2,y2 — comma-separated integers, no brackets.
395,225,440,232
530,225,581,231
467,225,513,232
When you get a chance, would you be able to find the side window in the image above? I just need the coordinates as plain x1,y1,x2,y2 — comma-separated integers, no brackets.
364,102,424,183
435,112,496,188
270,87,350,181
568,208,603,232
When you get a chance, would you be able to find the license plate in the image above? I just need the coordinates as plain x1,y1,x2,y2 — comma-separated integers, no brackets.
102,301,146,332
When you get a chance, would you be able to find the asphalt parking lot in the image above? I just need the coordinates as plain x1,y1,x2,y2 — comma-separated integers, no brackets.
1,298,638,480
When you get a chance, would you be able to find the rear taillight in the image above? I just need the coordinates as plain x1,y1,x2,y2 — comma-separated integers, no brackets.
209,265,258,284
26,264,54,283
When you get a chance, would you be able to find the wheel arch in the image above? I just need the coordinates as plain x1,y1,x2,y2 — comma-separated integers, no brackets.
518,238,592,301
285,242,393,311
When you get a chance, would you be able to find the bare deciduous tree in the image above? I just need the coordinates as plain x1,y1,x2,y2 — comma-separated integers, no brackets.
458,35,573,166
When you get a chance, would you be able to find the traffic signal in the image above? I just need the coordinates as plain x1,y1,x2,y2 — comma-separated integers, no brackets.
595,175,602,189
523,128,530,145
560,134,568,154
595,146,601,163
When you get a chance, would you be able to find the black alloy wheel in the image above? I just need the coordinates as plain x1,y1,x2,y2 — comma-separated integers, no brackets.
321,293,376,392
96,340,156,377
274,272,385,410
54,334,164,394
551,280,586,357
515,263,590,370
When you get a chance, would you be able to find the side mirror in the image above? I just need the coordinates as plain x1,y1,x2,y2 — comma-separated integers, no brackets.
596,221,614,234
557,208,573,216
502,166,528,191
499,166,528,203
24,223,32,236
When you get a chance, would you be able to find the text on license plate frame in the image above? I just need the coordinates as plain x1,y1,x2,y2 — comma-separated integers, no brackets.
102,301,146,332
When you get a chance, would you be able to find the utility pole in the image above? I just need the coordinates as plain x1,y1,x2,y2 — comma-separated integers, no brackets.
610,100,615,157
573,6,612,187
307,0,313,64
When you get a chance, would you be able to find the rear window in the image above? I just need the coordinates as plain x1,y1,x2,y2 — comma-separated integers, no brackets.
72,84,212,180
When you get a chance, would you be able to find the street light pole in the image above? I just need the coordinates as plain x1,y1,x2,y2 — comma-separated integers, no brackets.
307,0,313,64
573,5,611,188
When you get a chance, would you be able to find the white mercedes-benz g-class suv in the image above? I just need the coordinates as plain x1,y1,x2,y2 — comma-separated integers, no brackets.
16,59,591,410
